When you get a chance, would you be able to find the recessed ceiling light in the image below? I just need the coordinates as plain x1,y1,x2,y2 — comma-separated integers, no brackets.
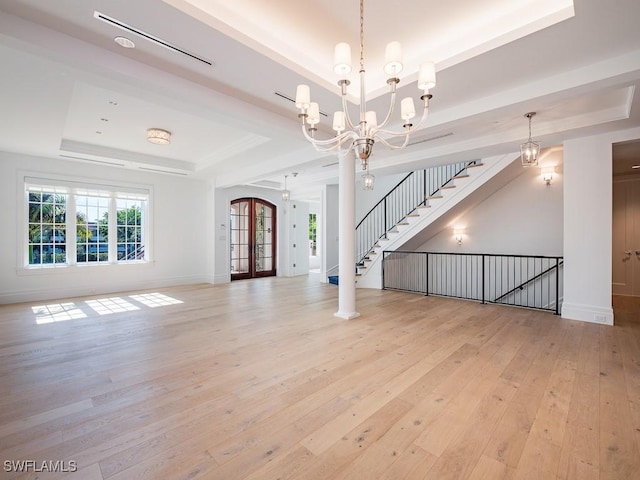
114,36,135,49
632,165,640,169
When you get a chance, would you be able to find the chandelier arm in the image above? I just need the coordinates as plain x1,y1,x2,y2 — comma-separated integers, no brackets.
341,94,357,131
375,133,411,150
376,90,397,130
371,103,429,138
312,136,358,154
300,124,357,147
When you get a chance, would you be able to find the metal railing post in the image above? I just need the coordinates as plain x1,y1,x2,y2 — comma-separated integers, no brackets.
382,251,386,290
481,254,486,304
555,257,560,315
425,252,429,296
423,169,427,204
383,197,388,238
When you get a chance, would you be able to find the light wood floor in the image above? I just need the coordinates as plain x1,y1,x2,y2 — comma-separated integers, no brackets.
0,277,639,480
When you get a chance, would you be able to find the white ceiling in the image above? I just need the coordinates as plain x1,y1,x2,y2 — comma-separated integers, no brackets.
0,0,639,200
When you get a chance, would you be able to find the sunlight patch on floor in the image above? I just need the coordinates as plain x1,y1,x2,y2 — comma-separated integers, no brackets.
129,292,184,308
85,297,140,315
33,293,183,324
32,303,87,324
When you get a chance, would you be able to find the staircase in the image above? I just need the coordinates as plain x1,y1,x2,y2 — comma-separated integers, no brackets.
354,153,520,289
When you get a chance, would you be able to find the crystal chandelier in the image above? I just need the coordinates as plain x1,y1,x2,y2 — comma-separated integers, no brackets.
294,0,436,171
520,112,540,166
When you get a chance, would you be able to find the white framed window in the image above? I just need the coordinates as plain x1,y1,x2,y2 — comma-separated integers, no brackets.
23,177,150,268
75,191,110,264
116,195,146,261
27,185,68,266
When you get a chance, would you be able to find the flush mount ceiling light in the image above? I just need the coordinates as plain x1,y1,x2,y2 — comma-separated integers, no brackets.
520,112,540,167
294,0,436,171
114,36,135,49
146,128,171,145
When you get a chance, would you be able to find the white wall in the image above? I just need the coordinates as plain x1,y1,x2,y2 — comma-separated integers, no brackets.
561,126,640,325
0,152,212,304
416,150,564,256
213,185,309,283
282,201,310,276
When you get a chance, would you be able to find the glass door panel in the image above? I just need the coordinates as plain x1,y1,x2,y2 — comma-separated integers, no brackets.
231,198,276,280
255,201,274,274
230,200,250,278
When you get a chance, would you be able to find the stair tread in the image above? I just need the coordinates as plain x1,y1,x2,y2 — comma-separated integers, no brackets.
427,195,443,200
441,184,456,189
466,163,484,168
454,173,470,179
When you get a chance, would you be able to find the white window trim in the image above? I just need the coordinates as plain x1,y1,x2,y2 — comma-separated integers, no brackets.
18,171,153,271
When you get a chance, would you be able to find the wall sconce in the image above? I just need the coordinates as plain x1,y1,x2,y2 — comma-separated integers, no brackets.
454,228,464,245
541,166,554,186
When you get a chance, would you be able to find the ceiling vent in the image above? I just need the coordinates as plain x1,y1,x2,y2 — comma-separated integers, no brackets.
94,11,213,66
408,132,454,146
60,154,125,167
138,166,188,176
246,180,282,190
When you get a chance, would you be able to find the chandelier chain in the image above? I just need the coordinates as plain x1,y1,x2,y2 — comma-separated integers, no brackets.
359,0,365,71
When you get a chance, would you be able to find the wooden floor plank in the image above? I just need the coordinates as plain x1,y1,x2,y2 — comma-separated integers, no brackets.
0,279,639,479
598,308,640,480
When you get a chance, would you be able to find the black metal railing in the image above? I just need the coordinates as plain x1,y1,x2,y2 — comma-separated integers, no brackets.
355,161,477,265
382,251,563,314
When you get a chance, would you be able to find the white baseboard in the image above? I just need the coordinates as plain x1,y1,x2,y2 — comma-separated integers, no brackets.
561,302,614,325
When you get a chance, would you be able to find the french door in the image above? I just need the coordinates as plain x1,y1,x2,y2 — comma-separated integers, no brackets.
230,198,276,280
613,178,640,296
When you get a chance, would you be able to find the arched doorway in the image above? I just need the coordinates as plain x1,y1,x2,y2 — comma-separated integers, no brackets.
230,198,277,280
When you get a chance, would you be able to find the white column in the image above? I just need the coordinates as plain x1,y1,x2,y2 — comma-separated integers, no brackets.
335,150,360,319
562,135,614,324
